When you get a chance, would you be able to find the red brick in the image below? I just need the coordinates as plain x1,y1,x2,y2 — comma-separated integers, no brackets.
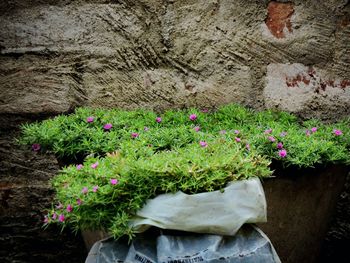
265,1,294,38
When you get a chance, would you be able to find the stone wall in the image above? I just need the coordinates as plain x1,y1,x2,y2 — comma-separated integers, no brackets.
1,0,349,119
0,0,349,262
0,131,87,263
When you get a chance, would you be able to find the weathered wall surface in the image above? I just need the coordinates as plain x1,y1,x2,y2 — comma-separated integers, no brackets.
0,0,349,262
1,0,349,118
0,131,87,263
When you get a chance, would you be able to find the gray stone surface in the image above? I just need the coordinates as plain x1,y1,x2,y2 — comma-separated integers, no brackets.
0,130,86,263
0,1,349,117
265,63,350,120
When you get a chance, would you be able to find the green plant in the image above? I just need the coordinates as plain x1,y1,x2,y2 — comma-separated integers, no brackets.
20,104,350,167
50,140,271,239
19,103,350,239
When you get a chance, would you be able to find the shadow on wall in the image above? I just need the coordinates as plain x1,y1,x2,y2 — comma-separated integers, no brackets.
0,130,87,263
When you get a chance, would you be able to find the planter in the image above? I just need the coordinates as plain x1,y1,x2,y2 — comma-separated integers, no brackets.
257,164,349,263
81,229,110,252
81,165,348,262
81,178,267,251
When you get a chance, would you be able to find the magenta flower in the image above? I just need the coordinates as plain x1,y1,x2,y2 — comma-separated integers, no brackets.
235,137,241,142
144,126,149,131
219,130,226,135
277,142,283,149
76,199,82,205
201,109,209,113
189,114,197,121
280,131,287,137
268,136,276,142
81,187,88,194
305,130,311,136
86,116,94,123
58,214,65,222
199,141,208,147
91,162,99,169
264,129,272,134
32,143,41,152
110,179,118,185
92,185,99,192
194,126,200,132
131,132,139,138
311,127,317,133
103,123,113,130
55,202,63,210
66,205,73,213
156,117,162,123
234,130,240,134
246,143,250,151
43,216,49,224
333,129,343,136
52,212,57,220
278,149,287,158
76,164,83,170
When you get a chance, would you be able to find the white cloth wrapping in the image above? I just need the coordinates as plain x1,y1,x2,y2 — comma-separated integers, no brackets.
129,178,267,236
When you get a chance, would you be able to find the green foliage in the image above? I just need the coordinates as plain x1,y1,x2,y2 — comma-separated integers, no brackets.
49,141,271,240
20,103,350,167
20,103,350,239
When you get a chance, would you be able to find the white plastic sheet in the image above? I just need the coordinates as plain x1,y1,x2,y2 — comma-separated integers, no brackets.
85,225,281,263
130,178,267,236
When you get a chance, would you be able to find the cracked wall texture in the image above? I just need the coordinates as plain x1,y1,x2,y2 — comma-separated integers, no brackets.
0,0,349,262
1,0,348,119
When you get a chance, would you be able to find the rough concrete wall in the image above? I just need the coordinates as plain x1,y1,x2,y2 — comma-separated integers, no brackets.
0,0,349,262
1,0,349,118
320,173,350,262
0,131,86,263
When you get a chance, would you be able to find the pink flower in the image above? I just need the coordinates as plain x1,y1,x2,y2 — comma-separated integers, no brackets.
234,130,240,134
144,126,149,131
103,123,113,130
278,149,287,158
66,205,73,213
76,199,82,205
52,213,57,220
43,216,49,224
264,129,272,134
92,185,99,192
235,137,241,142
156,117,162,123
201,109,209,113
82,187,88,194
58,214,65,222
246,144,250,151
194,126,200,132
280,132,287,137
311,127,317,133
86,116,94,123
110,179,118,185
91,162,99,169
76,164,83,170
305,130,311,136
333,129,343,136
219,130,226,135
32,143,41,152
277,142,283,149
189,114,197,121
55,202,63,210
268,136,276,142
199,141,208,147
131,132,139,138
